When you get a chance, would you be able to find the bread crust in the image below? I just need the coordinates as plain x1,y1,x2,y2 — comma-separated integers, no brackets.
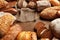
34,22,52,39
40,6,60,20
17,31,37,40
1,24,22,40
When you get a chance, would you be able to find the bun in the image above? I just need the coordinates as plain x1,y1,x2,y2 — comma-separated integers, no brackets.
17,31,37,40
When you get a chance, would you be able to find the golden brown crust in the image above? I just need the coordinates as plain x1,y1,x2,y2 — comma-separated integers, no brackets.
0,8,17,15
40,9,57,20
40,6,60,20
49,0,60,6
17,31,37,40
1,24,22,40
0,0,17,9
0,0,8,8
34,22,46,31
0,13,16,38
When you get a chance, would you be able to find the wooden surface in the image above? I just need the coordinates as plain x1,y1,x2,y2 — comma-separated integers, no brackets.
15,19,50,31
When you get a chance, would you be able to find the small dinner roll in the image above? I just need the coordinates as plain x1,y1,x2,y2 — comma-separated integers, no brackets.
17,31,37,40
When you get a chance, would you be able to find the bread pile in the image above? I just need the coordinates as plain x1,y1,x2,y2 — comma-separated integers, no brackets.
0,12,37,40
0,0,60,40
0,0,17,15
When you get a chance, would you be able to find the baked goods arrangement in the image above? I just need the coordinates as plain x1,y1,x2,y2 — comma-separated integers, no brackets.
0,12,16,38
0,0,60,40
0,0,17,15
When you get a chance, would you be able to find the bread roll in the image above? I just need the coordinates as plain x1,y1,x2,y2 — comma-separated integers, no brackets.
34,22,52,39
1,24,22,40
40,6,60,20
0,12,16,38
0,0,8,8
17,31,37,40
50,18,60,38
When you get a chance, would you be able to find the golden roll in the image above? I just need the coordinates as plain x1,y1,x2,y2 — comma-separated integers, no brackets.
17,31,37,40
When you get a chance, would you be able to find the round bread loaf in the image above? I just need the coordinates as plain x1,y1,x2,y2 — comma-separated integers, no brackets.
50,18,60,38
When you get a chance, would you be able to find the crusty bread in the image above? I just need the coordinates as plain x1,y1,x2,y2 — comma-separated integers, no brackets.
1,24,22,40
34,22,52,39
0,12,16,38
17,31,37,40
